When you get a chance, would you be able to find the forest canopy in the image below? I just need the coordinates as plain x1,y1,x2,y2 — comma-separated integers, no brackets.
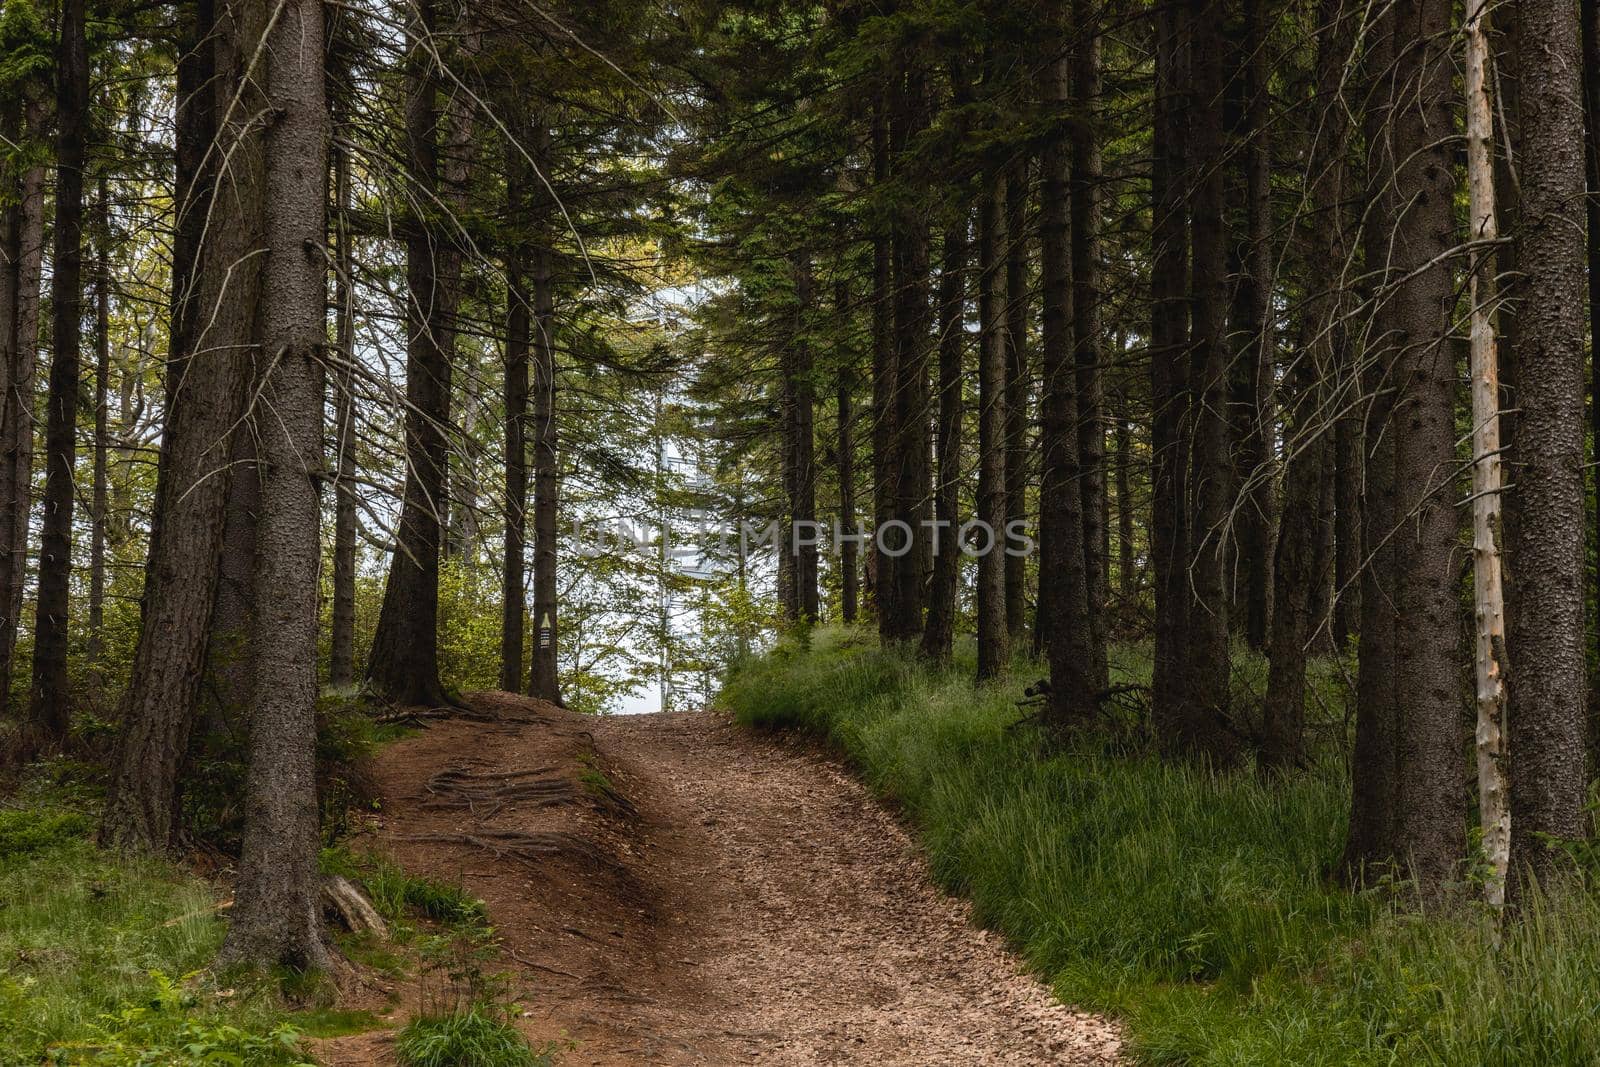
0,0,1598,1050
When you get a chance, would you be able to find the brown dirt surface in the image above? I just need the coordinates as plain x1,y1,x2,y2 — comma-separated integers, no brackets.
315,693,1121,1065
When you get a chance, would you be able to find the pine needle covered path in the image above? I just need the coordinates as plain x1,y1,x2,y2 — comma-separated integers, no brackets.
322,693,1121,1065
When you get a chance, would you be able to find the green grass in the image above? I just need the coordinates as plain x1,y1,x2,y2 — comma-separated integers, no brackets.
721,626,1600,1065
321,846,490,930
394,1006,555,1067
0,788,312,1065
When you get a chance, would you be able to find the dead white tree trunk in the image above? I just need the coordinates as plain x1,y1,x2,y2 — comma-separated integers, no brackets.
1465,0,1510,910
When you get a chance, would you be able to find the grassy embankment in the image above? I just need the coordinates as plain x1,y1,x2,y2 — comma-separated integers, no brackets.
722,626,1600,1066
0,709,554,1066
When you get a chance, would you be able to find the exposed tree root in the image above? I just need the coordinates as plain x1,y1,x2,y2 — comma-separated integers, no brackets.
373,703,550,728
398,829,617,871
422,766,577,817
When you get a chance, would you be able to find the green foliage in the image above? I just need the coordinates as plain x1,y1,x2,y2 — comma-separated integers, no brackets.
0,808,90,858
394,1006,555,1067
0,0,50,103
724,628,1600,1065
437,561,509,695
0,815,309,1064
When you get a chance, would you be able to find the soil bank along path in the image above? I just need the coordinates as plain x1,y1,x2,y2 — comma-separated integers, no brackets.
321,694,1121,1065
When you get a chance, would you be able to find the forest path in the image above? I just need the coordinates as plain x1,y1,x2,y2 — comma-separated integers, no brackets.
318,696,1121,1065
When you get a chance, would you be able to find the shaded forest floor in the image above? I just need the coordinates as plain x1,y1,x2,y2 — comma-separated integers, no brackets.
316,693,1120,1065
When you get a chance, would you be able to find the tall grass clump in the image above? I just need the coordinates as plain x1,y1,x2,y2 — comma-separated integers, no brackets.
395,1005,556,1067
723,626,1600,1065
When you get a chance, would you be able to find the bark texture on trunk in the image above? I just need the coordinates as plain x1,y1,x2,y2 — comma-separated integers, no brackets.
1071,0,1109,688
101,0,264,851
1227,0,1275,654
330,143,358,690
88,180,111,677
219,0,332,969
922,218,968,664
1166,0,1235,763
1003,167,1029,640
27,0,90,748
0,87,45,717
1588,0,1600,751
1508,0,1590,887
1150,0,1192,742
501,251,529,693
1115,387,1136,608
869,102,897,634
0,68,45,718
1260,359,1324,773
1345,2,1399,878
527,136,560,703
1389,0,1466,897
368,0,456,707
975,175,1010,682
1464,0,1510,908
890,61,931,642
783,252,819,623
1040,0,1097,720
836,279,860,626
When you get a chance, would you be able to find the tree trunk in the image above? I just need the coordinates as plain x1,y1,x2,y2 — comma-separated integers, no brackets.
329,142,358,691
784,252,819,623
1115,387,1136,609
168,0,215,398
870,101,898,633
922,217,968,663
210,427,259,724
88,178,110,678
1306,442,1337,651
1463,0,1510,906
1389,0,1466,898
1167,0,1235,763
101,0,265,851
1344,0,1399,879
447,351,481,564
890,61,931,641
1227,0,1274,653
1508,0,1590,888
1003,166,1030,639
1264,0,1353,771
1150,0,1192,738
1260,358,1324,773
528,127,560,703
26,0,90,750
0,109,43,716
836,277,860,625
219,0,332,968
1332,410,1362,648
501,257,529,692
1071,0,1109,687
1040,0,1097,719
0,102,29,715
368,0,456,707
976,175,1010,683
1588,0,1600,757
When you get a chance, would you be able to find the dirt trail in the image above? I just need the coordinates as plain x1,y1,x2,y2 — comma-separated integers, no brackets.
320,695,1120,1065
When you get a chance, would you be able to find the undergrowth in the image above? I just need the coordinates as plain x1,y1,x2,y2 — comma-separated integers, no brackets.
722,626,1600,1066
321,846,490,930
0,712,438,1065
0,771,312,1065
